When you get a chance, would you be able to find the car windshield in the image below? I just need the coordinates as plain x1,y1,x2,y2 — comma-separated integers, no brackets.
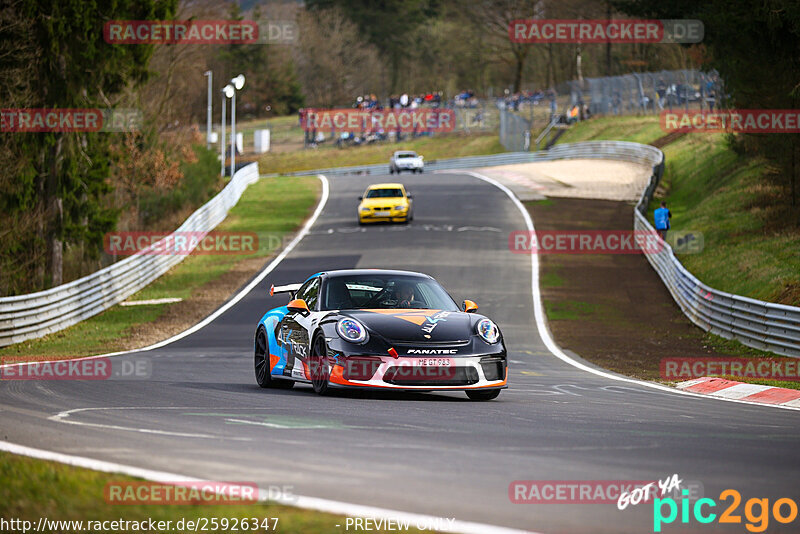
396,153,417,158
322,274,460,311
365,188,403,198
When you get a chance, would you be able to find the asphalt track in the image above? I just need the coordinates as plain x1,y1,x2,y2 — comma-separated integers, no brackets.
2,171,800,533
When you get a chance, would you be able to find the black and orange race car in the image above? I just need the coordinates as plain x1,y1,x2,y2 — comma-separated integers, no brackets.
254,269,507,400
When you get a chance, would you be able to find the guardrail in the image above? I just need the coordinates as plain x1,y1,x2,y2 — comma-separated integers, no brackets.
0,163,261,348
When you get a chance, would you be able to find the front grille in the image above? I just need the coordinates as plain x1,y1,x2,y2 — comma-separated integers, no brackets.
480,356,506,381
383,365,478,386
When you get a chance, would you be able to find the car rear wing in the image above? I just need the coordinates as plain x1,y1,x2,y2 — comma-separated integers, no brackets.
269,283,302,298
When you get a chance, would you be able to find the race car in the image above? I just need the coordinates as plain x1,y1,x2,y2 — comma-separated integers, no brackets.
357,183,413,224
254,269,507,400
389,150,424,174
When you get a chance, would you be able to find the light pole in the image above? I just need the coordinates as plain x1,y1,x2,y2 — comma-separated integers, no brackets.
204,70,212,150
229,74,245,177
221,84,234,176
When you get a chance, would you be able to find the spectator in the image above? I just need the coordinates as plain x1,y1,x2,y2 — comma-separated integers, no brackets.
654,201,672,240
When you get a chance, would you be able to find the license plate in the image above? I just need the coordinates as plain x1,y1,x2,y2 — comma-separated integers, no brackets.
373,210,390,217
412,358,453,367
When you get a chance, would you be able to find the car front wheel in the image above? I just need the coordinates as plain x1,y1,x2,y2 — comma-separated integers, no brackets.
465,389,500,401
310,335,331,395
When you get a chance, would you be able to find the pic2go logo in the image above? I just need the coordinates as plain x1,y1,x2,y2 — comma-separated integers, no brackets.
653,489,798,532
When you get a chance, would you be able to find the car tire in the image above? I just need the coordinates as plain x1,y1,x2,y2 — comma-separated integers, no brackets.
465,389,500,401
254,327,294,389
310,335,331,395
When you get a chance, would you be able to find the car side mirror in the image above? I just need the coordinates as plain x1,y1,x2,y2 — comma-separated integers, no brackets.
358,196,363,200
287,299,310,315
463,300,478,313
407,193,413,199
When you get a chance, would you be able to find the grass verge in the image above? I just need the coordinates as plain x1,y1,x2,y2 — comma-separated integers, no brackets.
0,452,424,534
258,132,503,174
557,116,800,306
0,176,319,360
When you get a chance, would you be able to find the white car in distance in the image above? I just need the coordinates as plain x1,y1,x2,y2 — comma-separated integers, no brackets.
389,151,424,174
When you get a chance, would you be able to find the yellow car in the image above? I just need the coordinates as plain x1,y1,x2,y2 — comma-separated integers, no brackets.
358,183,413,225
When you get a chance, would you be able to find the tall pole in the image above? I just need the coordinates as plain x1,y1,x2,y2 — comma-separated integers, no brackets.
204,71,212,150
220,92,226,176
230,90,236,177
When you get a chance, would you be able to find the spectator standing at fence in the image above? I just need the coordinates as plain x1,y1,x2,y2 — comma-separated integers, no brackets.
654,201,672,240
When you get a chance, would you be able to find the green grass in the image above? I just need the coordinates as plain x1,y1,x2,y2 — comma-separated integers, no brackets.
0,452,424,534
544,300,598,321
539,271,565,288
0,176,319,359
258,133,504,174
650,135,800,305
555,115,667,146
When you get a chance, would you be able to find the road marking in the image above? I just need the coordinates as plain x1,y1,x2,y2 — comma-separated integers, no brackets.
120,298,183,306
518,370,543,376
454,170,800,413
0,440,539,534
48,407,251,440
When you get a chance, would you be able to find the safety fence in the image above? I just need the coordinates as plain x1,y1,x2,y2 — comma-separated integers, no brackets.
0,163,261,347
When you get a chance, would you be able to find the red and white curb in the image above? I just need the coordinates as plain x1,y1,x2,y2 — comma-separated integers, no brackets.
676,377,800,408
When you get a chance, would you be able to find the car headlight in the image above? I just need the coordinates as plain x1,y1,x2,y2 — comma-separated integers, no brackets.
394,205,406,211
360,207,371,212
337,318,368,344
476,319,500,344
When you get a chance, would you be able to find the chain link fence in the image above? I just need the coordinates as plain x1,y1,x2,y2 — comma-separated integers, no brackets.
494,69,724,151
498,106,531,152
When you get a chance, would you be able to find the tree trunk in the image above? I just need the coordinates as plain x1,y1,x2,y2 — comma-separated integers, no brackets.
46,136,64,287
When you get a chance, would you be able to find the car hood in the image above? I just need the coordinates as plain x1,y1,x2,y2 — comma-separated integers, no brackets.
340,309,475,343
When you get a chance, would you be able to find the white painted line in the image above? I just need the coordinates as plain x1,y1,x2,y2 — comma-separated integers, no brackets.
48,407,250,441
711,383,772,400
120,298,183,306
675,377,713,389
0,440,537,534
783,398,800,408
0,174,330,370
450,169,800,413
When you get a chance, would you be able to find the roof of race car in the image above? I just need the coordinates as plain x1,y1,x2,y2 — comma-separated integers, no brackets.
365,183,405,189
304,269,434,282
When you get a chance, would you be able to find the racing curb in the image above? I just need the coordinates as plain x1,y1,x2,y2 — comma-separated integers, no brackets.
676,377,800,407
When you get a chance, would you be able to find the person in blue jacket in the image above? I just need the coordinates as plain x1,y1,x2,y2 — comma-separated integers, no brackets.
654,201,672,240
